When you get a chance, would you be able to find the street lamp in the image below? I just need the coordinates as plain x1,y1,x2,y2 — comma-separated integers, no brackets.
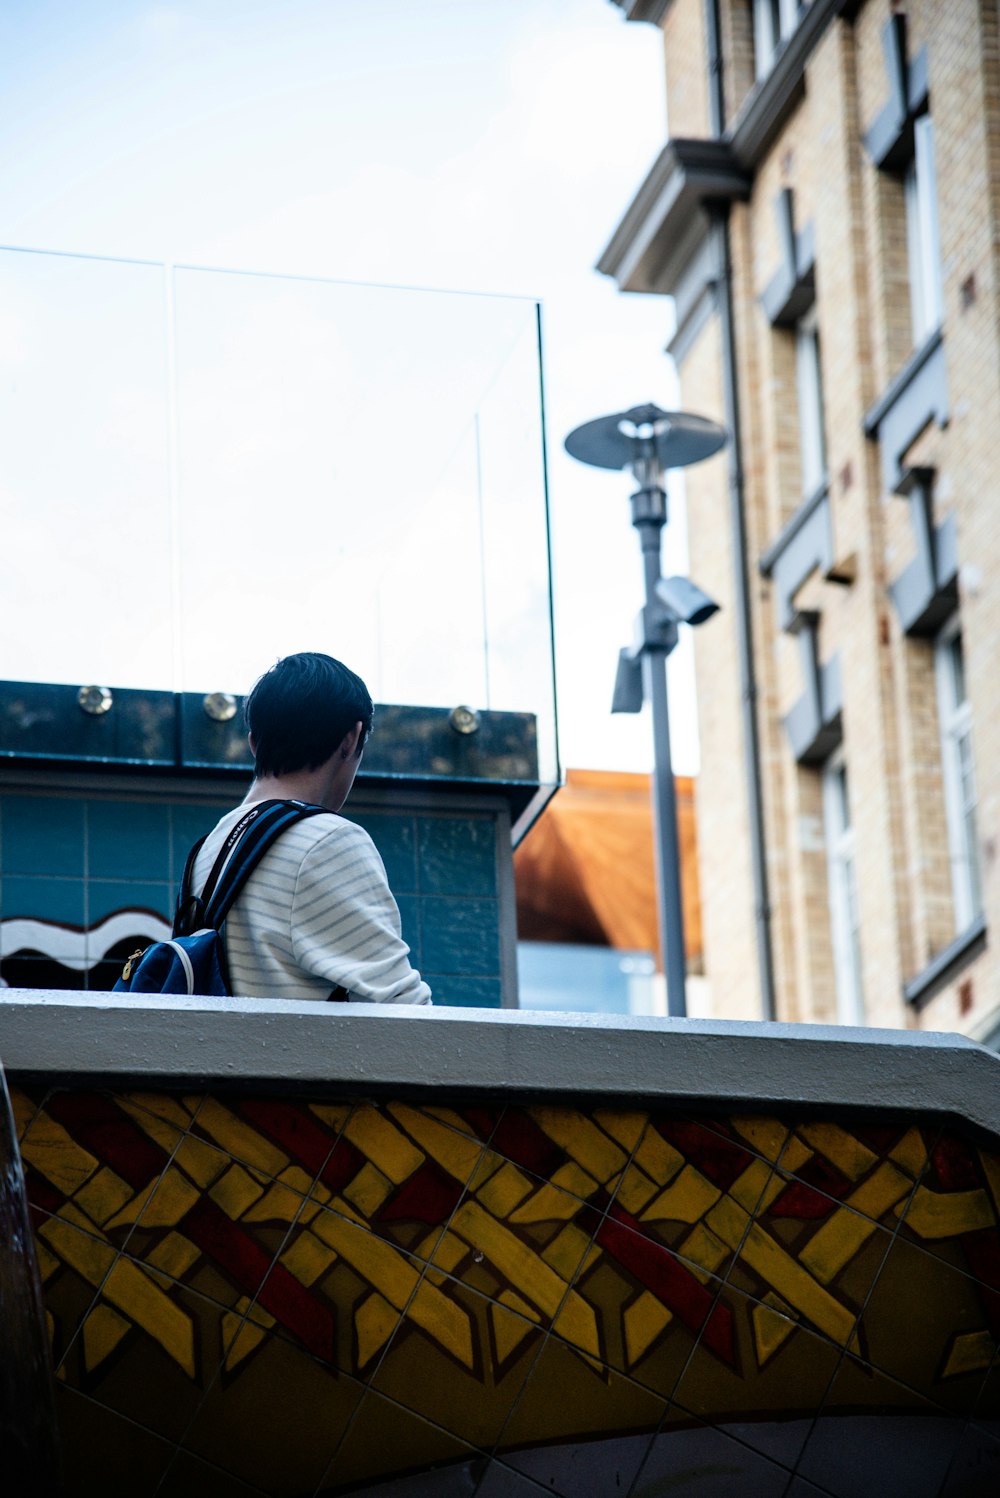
565,402,727,1018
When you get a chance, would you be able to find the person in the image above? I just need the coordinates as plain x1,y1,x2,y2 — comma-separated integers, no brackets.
191,651,431,1004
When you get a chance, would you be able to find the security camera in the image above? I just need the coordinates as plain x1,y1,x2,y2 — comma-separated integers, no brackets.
655,575,720,627
611,648,644,714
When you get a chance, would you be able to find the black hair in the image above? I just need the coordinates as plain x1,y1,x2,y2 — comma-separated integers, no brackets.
244,652,374,778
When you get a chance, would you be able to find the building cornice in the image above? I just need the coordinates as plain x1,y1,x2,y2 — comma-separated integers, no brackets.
607,0,672,23
599,0,859,298
597,138,750,294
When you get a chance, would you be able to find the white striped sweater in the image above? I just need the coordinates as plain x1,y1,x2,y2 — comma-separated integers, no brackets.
192,806,432,1004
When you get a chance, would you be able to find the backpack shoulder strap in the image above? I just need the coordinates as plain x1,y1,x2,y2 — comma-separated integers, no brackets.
175,800,327,936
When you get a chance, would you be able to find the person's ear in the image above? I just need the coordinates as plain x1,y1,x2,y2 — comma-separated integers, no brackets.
341,721,364,760
248,733,257,757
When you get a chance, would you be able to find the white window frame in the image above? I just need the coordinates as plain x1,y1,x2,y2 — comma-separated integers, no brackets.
905,111,944,344
822,753,865,1026
796,304,826,497
935,617,982,931
753,0,800,80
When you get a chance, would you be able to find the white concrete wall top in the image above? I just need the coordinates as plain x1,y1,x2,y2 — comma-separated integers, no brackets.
1,992,998,1140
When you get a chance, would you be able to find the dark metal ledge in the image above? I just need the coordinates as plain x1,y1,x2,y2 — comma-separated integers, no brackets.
904,914,988,1009
0,680,549,832
1,993,999,1140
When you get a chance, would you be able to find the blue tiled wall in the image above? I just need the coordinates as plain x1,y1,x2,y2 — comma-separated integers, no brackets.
0,791,505,1006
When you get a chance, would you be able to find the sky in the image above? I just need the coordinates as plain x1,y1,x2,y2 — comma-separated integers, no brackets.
0,0,704,774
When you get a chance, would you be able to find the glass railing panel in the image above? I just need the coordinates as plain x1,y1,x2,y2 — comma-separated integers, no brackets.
0,248,173,688
0,249,558,792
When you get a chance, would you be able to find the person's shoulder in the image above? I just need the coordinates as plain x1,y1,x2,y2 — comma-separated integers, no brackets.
287,811,378,858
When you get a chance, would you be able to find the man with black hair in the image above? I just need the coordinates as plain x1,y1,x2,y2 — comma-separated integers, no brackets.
192,652,431,1004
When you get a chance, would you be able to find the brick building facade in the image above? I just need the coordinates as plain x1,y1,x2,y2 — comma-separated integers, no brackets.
600,0,999,1038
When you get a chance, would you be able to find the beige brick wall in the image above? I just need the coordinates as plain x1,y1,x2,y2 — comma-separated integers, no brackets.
655,0,1000,1039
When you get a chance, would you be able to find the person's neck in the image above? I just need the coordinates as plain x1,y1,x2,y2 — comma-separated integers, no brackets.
243,768,335,811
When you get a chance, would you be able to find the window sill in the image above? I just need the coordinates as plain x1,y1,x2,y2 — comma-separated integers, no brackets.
903,913,987,1008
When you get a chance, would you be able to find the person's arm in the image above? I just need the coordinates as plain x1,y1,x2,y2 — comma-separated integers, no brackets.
289,820,432,1004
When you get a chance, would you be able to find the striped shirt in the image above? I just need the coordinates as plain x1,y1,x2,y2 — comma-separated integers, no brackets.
192,806,431,1004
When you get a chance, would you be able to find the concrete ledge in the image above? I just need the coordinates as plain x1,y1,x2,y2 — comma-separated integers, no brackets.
1,992,999,1139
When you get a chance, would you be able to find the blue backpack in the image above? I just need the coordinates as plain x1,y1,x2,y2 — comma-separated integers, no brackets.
113,799,325,996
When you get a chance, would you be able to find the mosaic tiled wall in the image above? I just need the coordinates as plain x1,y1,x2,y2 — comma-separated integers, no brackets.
13,1083,1000,1497
0,791,505,1006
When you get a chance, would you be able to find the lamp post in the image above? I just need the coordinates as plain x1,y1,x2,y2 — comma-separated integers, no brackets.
565,403,727,1018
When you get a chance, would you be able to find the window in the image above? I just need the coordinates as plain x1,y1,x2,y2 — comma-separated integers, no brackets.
822,755,864,1025
754,0,800,79
796,305,826,497
905,111,944,343
935,620,982,930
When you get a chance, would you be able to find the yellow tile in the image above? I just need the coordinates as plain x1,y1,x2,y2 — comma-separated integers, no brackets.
529,1107,628,1183
593,1109,647,1154
432,1231,468,1274
800,1208,877,1284
20,1114,98,1196
73,1166,134,1229
943,1329,995,1379
645,1165,721,1224
39,1216,115,1284
510,1181,590,1225
242,1180,308,1225
799,1124,877,1183
903,1187,995,1239
223,1313,268,1372
313,1213,419,1307
194,1098,288,1177
541,1223,591,1280
408,1278,475,1368
356,1291,400,1368
550,1161,599,1200
8,1087,38,1141
388,1104,483,1181
278,1165,315,1197
623,1290,672,1366
616,1168,660,1216
116,1101,182,1156
125,1093,195,1132
105,1179,158,1232
979,1152,1000,1220
498,1288,542,1323
491,1300,536,1364
731,1117,790,1162
422,1105,482,1138
677,1222,729,1279
713,1210,857,1347
342,1162,394,1218
451,1201,598,1355
752,1298,797,1368
35,1240,60,1282
146,1230,201,1282
307,1102,353,1133
845,1161,911,1221
344,1105,425,1184
127,1166,200,1230
280,1229,336,1287
475,1161,533,1219
209,1164,266,1220
631,1128,684,1189
728,1158,773,1213
779,1134,814,1175
172,1136,231,1190
83,1304,130,1374
888,1128,928,1179
103,1259,196,1378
